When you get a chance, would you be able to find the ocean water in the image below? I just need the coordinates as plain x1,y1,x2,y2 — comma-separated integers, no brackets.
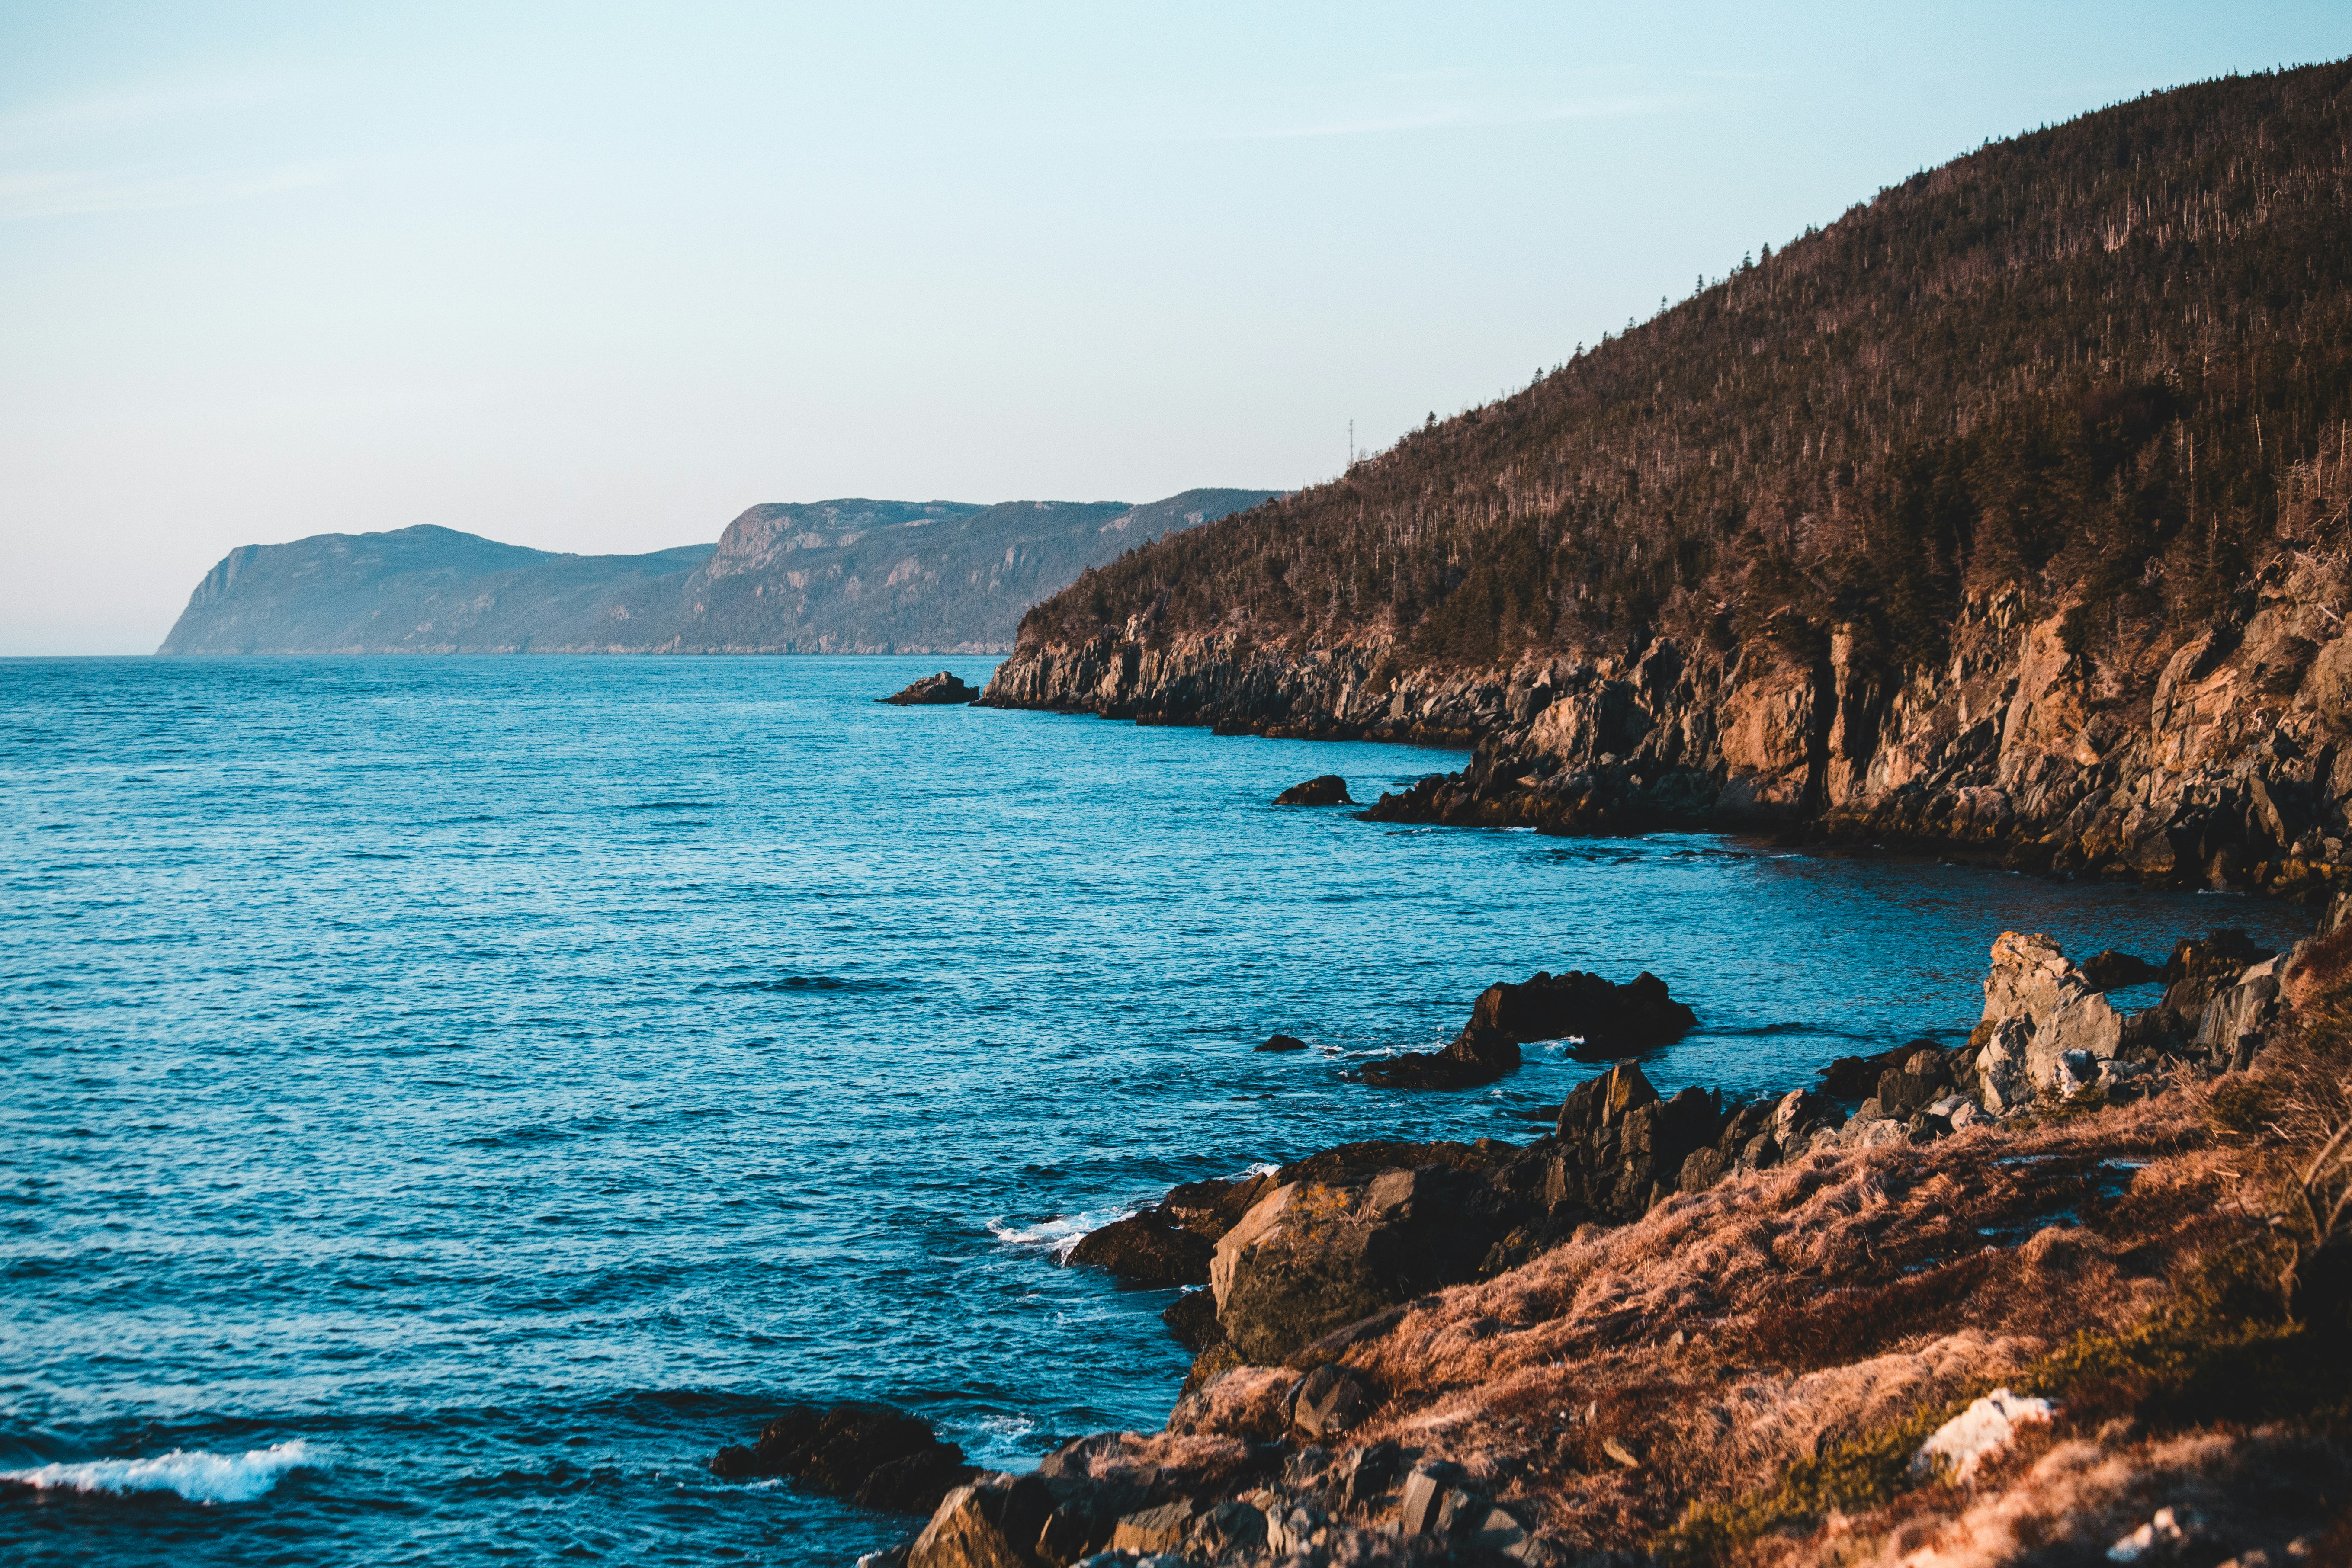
0,655,2310,1565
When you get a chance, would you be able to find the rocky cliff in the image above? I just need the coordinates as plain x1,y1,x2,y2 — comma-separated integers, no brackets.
159,489,1274,655
983,63,2352,904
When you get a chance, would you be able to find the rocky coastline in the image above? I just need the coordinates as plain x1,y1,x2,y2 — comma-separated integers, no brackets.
979,549,2352,908
714,907,2352,1567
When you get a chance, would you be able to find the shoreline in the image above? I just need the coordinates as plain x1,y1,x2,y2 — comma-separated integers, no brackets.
717,906,2352,1566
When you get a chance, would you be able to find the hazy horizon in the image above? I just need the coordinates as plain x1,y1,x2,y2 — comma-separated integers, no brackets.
3,2,2347,654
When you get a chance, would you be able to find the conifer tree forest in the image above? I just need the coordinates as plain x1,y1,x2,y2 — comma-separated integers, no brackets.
1023,61,2352,690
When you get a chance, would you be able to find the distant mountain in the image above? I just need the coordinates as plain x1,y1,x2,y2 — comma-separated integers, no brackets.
158,488,1276,655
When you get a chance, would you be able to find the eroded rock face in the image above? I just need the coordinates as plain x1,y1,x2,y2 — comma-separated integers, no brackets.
1977,931,2127,1097
983,552,2352,906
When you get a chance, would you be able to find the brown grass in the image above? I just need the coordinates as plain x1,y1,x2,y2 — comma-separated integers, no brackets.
1171,1092,2339,1557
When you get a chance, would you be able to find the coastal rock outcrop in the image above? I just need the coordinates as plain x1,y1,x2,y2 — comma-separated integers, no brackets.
880,672,982,705
711,1401,976,1513
1357,967,1695,1089
1468,968,1695,1052
1355,1025,1521,1090
1061,1173,1277,1288
1274,776,1352,805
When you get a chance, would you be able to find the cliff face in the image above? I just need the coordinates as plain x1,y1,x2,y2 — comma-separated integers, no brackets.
984,62,2352,904
667,490,1276,654
159,489,1274,655
982,544,2352,902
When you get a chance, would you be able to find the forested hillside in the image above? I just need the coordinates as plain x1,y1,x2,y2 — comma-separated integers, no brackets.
1026,62,2350,673
988,61,2352,902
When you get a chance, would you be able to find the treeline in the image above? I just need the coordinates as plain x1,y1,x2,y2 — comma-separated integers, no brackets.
1023,60,2352,681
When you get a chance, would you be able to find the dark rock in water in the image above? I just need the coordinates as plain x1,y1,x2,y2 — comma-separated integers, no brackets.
879,672,981,705
710,1401,974,1514
2080,949,2163,990
1357,1023,1522,1089
1257,1032,1309,1052
1162,1289,1223,1351
1275,775,1354,805
1066,1208,1215,1286
1467,969,1696,1052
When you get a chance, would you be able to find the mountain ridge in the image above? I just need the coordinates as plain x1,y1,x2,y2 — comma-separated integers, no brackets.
159,488,1276,655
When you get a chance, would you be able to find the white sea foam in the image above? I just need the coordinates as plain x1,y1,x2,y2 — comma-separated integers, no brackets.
2,1440,320,1504
987,1206,1139,1261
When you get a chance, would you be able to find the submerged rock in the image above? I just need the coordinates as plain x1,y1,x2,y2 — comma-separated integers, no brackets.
712,1401,975,1514
879,672,982,705
1274,775,1353,805
1255,1033,1309,1052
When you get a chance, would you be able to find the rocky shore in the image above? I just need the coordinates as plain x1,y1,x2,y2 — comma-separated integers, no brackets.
980,551,2352,907
714,906,2352,1567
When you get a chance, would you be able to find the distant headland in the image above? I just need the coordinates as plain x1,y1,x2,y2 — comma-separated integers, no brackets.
157,488,1276,656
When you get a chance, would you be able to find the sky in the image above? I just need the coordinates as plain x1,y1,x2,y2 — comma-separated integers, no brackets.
2,3,2347,653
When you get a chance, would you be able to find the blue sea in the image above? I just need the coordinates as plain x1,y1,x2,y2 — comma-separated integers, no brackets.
0,656,2310,1564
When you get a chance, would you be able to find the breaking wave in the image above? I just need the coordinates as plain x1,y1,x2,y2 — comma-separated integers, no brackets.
2,1440,320,1504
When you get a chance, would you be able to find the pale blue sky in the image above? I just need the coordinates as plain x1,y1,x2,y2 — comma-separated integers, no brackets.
3,2,2347,652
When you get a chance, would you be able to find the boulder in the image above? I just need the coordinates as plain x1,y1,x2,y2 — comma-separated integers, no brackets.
1064,1209,1214,1286
1256,1033,1310,1052
2159,929,2276,1025
1400,1461,1470,1536
1466,968,1697,1051
1290,1364,1380,1439
1209,1151,1556,1362
1110,1501,1198,1553
1983,931,2086,1026
2026,991,2124,1090
1552,1066,1728,1218
1980,932,2124,1096
880,672,982,706
713,1402,976,1516
1816,1041,1936,1099
2194,956,2287,1069
1274,775,1354,805
909,1474,1055,1568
